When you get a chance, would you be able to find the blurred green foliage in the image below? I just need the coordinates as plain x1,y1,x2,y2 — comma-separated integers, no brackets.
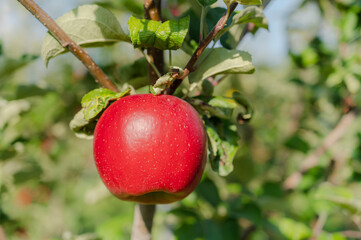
1,0,361,239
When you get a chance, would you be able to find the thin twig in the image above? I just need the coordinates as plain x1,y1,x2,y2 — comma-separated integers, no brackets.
166,0,273,94
339,231,361,239
168,50,172,70
283,110,357,190
0,226,6,240
199,6,206,43
17,0,119,92
165,3,238,95
140,49,162,78
310,212,328,240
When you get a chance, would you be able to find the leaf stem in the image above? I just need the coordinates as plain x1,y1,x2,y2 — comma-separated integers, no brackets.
140,49,162,78
165,2,238,95
168,50,172,70
199,6,206,43
16,0,119,92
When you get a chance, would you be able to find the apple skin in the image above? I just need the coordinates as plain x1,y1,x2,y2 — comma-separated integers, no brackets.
93,94,207,204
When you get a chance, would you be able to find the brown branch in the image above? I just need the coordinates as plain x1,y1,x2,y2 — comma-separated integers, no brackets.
0,226,6,240
166,0,273,94
339,231,361,239
144,0,165,85
17,0,119,92
283,110,357,190
310,212,328,240
165,3,238,95
131,204,156,240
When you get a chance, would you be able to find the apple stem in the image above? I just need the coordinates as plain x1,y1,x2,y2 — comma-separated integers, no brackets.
16,0,119,92
131,204,156,240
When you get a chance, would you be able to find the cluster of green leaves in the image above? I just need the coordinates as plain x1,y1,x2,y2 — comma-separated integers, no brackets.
40,0,267,177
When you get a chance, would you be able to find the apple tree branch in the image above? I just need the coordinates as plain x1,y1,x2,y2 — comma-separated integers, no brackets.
17,0,119,92
165,2,238,95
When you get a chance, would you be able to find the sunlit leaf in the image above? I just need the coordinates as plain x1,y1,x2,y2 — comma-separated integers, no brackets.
197,0,217,7
218,6,268,49
70,88,130,139
224,0,262,7
272,217,312,240
205,119,239,176
41,4,130,65
189,48,254,83
81,88,130,120
128,16,190,50
232,6,268,29
314,183,361,214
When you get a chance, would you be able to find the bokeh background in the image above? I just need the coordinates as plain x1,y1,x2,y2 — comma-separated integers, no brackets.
1,0,361,239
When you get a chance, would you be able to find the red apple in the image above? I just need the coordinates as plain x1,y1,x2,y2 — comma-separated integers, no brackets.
93,94,207,204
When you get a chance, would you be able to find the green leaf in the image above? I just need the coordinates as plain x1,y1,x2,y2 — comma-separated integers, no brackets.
41,4,130,66
284,134,310,153
70,88,130,139
232,6,268,29
188,93,253,125
128,16,190,50
184,7,235,44
231,202,263,225
341,11,358,41
313,183,361,214
13,162,43,185
205,119,239,176
81,88,130,120
218,6,268,49
208,97,238,118
318,232,346,240
174,221,203,240
197,0,217,7
0,55,37,78
95,0,144,16
272,217,312,240
69,110,97,139
195,178,221,208
188,48,254,83
344,73,360,94
224,0,262,6
201,79,214,96
232,91,253,122
187,97,232,120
